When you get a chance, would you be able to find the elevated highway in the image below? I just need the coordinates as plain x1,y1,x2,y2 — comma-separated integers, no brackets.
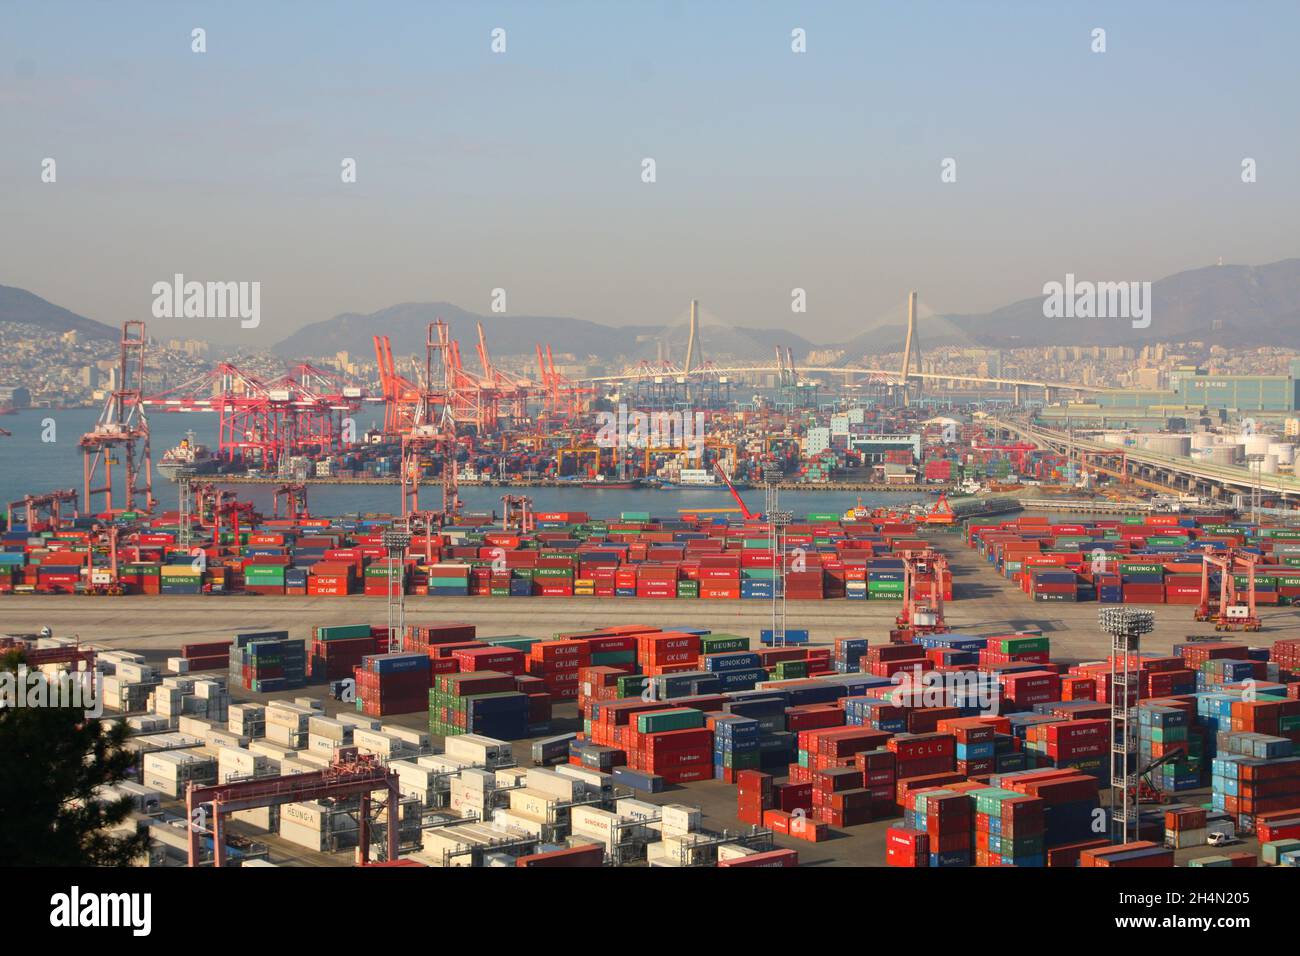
989,417,1300,507
580,362,1107,403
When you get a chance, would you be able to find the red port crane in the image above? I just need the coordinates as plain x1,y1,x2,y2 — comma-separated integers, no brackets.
891,550,951,643
372,334,422,437
142,361,364,469
1195,549,1262,632
79,320,155,515
714,461,761,521
273,482,310,521
6,489,79,532
186,750,400,867
400,321,460,518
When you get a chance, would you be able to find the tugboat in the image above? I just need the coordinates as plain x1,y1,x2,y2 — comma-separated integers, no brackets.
157,430,218,480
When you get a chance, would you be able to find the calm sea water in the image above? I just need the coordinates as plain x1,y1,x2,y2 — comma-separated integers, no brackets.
0,407,929,520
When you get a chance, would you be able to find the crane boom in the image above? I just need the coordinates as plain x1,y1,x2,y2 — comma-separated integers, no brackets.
713,462,760,522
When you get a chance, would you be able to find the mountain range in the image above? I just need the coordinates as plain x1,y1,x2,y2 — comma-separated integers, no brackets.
5,257,1300,361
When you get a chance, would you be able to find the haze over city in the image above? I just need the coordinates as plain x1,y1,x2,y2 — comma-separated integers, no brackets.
4,0,1298,344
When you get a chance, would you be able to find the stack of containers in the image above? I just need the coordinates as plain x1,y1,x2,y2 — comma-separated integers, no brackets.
310,624,382,681
994,769,1101,851
307,561,354,596
229,631,307,692
1165,806,1208,848
354,652,432,717
711,714,761,782
736,769,773,825
625,707,712,783
908,788,972,866
1139,701,1201,792
428,671,517,737
160,563,203,595
241,561,286,595
427,563,470,597
971,787,1046,867
181,640,233,672
885,826,929,867
363,558,406,597
1024,719,1108,779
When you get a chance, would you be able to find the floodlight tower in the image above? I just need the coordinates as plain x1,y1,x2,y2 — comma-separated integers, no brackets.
382,529,411,653
763,459,792,646
1100,606,1155,844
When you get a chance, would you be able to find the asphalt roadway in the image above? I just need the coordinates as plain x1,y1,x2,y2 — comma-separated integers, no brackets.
7,532,1297,659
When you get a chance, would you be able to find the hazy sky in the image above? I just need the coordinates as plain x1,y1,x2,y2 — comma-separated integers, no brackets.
3,1,1297,346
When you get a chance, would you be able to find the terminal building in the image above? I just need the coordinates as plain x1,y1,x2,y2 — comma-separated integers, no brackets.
1040,364,1300,429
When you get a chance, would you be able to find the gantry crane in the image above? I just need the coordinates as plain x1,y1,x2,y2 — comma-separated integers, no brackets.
890,550,950,643
401,321,460,518
6,489,79,532
1195,549,1262,632
79,320,155,515
273,482,310,521
185,751,400,867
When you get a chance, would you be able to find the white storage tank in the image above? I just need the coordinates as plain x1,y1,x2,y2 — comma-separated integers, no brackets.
1268,442,1295,465
1144,434,1191,456
1243,434,1274,457
1206,443,1242,466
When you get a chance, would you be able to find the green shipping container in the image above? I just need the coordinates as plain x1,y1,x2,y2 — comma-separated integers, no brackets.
636,708,706,733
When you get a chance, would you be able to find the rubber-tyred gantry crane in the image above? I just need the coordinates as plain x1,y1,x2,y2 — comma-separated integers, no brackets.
273,482,309,521
1196,548,1262,631
891,550,951,643
185,751,400,867
6,489,79,532
79,320,155,515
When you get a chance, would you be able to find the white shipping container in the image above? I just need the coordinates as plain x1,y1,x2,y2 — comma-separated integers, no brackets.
444,734,511,767
508,789,557,822
176,716,213,737
381,725,430,749
717,844,756,862
660,805,701,837
417,754,472,774
266,702,314,730
166,657,190,674
523,768,579,802
495,767,528,788
491,809,546,839
205,729,249,751
249,740,295,761
570,806,621,850
422,826,486,866
334,713,381,731
266,723,304,749
278,817,328,852
125,715,170,733
307,715,351,742
555,765,611,796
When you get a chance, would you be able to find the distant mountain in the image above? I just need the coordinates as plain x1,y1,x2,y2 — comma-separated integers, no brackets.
0,285,118,340
845,259,1300,355
272,301,817,363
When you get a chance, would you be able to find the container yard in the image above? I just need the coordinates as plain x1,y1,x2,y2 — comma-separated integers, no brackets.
6,3,1296,934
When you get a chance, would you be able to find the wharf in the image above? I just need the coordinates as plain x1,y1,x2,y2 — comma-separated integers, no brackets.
170,474,953,493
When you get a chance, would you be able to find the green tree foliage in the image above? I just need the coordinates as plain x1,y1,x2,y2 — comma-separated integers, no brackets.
0,648,150,865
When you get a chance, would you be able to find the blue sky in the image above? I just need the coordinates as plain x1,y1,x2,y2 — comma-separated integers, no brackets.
2,0,1297,345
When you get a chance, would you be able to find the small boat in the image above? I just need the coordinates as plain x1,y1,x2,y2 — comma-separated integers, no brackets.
580,476,644,490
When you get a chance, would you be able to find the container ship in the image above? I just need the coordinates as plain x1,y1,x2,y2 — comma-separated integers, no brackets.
157,431,220,480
